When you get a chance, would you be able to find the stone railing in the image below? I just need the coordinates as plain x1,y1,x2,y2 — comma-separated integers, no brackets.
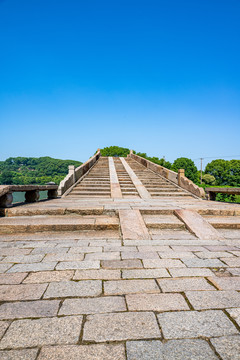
58,150,101,196
205,187,240,201
128,152,205,199
0,184,58,208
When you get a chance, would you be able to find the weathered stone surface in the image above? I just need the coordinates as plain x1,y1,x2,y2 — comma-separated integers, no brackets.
0,300,60,320
211,335,240,360
158,310,238,339
185,290,240,309
38,344,125,360
0,264,12,273
0,283,47,301
126,340,163,360
0,348,39,360
221,257,240,267
2,254,43,263
126,293,189,311
85,252,120,260
196,251,233,258
56,260,100,270
44,280,102,298
169,268,214,277
119,209,151,239
104,279,160,295
23,270,74,283
0,316,83,349
59,296,126,315
7,262,57,273
73,269,121,280
158,277,215,292
0,272,27,285
0,321,9,339
83,312,161,342
102,259,142,269
182,258,226,268
208,276,240,290
43,253,84,262
163,339,218,360
143,259,185,268
122,268,170,279
226,308,240,327
158,251,196,258
121,251,159,259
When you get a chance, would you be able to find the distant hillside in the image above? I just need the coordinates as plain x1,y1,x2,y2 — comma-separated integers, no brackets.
0,157,82,185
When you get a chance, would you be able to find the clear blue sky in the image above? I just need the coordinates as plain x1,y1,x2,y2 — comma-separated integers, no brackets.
0,0,239,170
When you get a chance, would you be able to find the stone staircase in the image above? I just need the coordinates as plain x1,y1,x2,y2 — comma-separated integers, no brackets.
113,158,139,198
67,157,111,198
126,158,192,198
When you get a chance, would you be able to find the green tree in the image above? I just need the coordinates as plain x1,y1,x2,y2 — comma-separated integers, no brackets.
202,174,216,185
205,159,240,186
0,170,14,184
100,146,130,157
172,157,198,183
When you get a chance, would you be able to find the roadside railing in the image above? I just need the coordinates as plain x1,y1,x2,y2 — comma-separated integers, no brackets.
58,149,101,196
205,187,240,201
128,152,205,199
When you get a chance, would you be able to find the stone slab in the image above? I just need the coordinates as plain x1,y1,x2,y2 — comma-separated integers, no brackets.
163,339,218,360
0,273,27,285
0,348,39,360
104,279,160,295
102,259,142,269
23,270,74,283
226,308,240,327
0,300,60,319
122,268,170,279
7,262,57,273
109,157,122,198
119,209,150,240
126,340,163,360
38,344,125,360
0,321,9,339
211,335,240,360
169,268,215,277
83,312,161,342
56,260,100,270
0,283,47,301
143,259,185,268
0,316,83,349
185,290,240,309
158,277,215,292
73,269,121,280
59,296,126,315
182,258,226,268
44,280,102,298
158,310,238,339
208,276,240,290
126,293,189,311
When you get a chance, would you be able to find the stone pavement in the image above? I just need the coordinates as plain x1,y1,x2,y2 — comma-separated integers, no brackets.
0,157,240,359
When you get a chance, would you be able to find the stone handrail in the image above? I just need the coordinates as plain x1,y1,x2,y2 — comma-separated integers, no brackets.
205,187,240,201
58,150,101,196
129,152,205,199
0,184,58,208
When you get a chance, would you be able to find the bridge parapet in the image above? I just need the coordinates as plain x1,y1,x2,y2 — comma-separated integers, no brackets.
58,150,101,196
129,152,205,199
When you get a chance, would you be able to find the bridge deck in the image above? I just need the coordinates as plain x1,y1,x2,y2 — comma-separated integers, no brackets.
0,158,240,359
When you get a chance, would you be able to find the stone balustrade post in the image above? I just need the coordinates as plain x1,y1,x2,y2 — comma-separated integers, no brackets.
68,165,76,185
130,150,133,155
25,190,40,203
178,169,185,186
48,189,58,199
0,192,13,208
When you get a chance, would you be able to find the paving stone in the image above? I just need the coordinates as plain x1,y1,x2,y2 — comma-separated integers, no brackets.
59,296,126,315
157,310,238,339
73,269,121,280
126,293,189,311
158,277,215,292
182,258,226,268
126,340,163,360
210,335,240,360
0,348,38,360
205,245,239,251
0,264,12,273
104,279,160,295
0,283,47,301
169,268,214,277
163,339,218,360
104,245,137,252
56,260,100,270
83,312,161,342
221,257,240,267
138,246,172,252
158,251,196,259
121,251,159,260
1,254,44,263
0,248,32,256
68,246,102,253
208,276,240,290
85,252,120,260
185,290,240,309
0,299,60,320
0,316,82,349
228,267,240,276
7,262,57,273
44,280,102,298
171,246,206,252
196,251,233,259
38,344,125,360
122,268,170,279
226,308,240,327
0,321,9,339
43,253,84,262
23,270,74,283
143,259,185,268
0,272,27,284
31,246,69,254
102,259,142,269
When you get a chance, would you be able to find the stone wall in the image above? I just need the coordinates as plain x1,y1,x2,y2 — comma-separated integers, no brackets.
129,153,205,199
58,150,101,196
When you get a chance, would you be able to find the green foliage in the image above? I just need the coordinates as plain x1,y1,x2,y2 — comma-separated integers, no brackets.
172,157,198,182
202,174,216,185
0,157,82,185
135,152,172,170
100,146,130,157
205,159,240,186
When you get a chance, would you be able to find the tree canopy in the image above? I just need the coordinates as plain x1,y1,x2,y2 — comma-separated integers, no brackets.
205,159,240,186
171,157,198,182
100,146,130,157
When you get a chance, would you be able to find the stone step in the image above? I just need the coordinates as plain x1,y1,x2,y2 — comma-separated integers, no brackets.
68,191,111,196
0,215,119,234
71,187,110,192
203,215,240,229
150,192,190,197
143,214,185,229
